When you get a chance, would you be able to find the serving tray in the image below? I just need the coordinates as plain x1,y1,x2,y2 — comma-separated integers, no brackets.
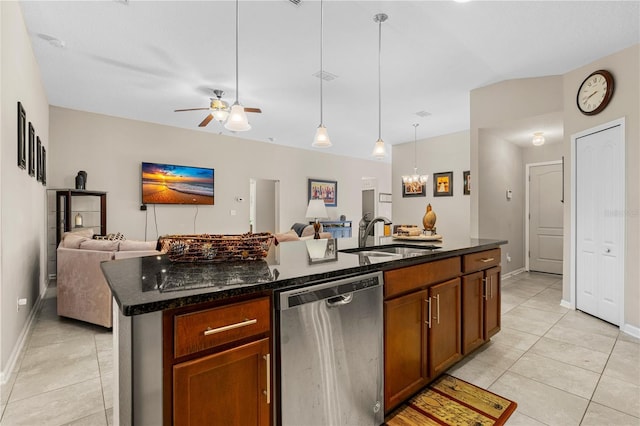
392,233,442,241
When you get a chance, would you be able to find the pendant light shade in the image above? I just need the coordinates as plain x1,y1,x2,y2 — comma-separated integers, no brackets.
402,123,429,184
372,13,388,160
225,0,250,132
312,0,332,148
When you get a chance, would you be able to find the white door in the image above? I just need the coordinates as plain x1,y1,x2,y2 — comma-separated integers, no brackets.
575,123,624,325
529,162,563,274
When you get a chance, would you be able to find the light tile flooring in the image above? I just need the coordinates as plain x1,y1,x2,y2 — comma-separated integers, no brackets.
1,272,639,425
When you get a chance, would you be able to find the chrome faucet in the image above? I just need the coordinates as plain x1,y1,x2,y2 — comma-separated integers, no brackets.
358,216,392,248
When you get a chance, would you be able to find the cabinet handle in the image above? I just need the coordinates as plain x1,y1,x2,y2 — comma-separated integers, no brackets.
482,278,488,300
480,257,495,263
435,294,440,325
203,318,257,336
263,354,271,404
426,298,432,328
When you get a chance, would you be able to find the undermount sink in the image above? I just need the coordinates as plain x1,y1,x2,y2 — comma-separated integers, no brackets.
355,251,400,258
340,244,440,260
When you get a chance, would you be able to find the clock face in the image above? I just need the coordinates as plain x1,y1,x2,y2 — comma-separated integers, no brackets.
577,70,614,115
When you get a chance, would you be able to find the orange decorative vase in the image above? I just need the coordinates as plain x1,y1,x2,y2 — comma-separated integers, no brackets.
422,204,436,231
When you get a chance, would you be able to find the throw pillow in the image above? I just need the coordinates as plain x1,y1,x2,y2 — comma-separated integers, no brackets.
62,227,94,241
79,239,120,251
62,234,89,249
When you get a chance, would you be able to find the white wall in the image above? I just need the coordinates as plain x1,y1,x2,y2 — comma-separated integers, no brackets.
1,1,50,379
391,131,470,240
49,106,391,248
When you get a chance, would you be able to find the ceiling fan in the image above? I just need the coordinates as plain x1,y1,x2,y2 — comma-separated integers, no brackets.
174,89,261,128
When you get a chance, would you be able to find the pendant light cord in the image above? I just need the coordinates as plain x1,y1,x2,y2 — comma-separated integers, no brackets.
235,0,240,104
320,0,324,125
413,123,419,169
377,16,382,140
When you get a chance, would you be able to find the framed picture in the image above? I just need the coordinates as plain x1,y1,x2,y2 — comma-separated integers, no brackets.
402,180,427,197
463,170,470,195
433,171,453,197
28,123,35,176
379,192,392,203
308,178,337,207
307,238,338,264
36,137,42,182
41,146,47,186
17,102,26,169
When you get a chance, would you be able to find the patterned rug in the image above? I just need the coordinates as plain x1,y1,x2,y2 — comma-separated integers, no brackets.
386,374,517,426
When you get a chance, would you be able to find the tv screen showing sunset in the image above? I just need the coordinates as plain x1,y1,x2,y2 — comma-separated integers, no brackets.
142,162,214,205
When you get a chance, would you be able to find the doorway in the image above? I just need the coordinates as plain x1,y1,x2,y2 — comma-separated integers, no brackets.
572,119,625,326
526,161,563,274
249,179,280,234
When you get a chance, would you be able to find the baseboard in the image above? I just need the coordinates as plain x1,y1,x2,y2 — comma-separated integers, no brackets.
502,267,525,280
620,323,640,339
0,285,47,385
560,299,573,309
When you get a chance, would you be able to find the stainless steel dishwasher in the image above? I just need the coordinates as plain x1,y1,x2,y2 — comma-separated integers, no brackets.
276,271,384,426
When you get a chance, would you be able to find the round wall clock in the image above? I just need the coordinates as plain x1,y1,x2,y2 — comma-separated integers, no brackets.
576,70,614,115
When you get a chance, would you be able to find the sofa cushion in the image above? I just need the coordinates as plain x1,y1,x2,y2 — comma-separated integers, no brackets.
62,234,90,249
79,239,120,251
119,240,157,251
300,224,318,238
275,229,299,244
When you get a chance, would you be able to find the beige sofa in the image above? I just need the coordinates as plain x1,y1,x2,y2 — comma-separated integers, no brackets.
57,230,160,328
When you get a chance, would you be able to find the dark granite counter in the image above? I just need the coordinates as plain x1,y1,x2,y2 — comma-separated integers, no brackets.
101,237,507,316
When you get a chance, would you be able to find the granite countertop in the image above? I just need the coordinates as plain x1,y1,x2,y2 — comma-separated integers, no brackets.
101,237,507,316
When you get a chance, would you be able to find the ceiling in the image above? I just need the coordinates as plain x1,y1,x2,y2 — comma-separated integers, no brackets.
20,1,639,161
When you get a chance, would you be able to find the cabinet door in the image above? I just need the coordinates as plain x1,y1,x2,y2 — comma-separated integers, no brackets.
484,266,501,340
384,289,429,413
173,338,270,426
461,272,485,354
428,278,462,378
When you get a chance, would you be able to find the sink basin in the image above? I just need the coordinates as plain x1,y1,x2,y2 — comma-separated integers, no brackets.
369,246,437,256
355,251,399,258
340,244,440,260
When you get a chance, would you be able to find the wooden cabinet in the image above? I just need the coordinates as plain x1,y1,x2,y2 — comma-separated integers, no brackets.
164,295,272,426
384,289,429,411
428,278,462,378
461,249,501,354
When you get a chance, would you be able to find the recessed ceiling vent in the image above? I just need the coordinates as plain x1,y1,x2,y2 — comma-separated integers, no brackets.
313,70,338,82
415,110,431,118
289,0,301,5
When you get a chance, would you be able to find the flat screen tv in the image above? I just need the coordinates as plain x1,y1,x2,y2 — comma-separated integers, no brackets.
141,162,214,205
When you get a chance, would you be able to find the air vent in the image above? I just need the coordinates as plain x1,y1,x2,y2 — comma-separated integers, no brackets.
313,71,338,82
415,110,431,118
289,0,301,5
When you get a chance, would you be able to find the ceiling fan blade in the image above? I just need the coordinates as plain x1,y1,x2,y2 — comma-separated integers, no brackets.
244,107,262,113
175,107,209,112
199,114,214,127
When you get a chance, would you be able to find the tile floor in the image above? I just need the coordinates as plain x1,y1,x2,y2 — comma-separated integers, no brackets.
1,272,639,425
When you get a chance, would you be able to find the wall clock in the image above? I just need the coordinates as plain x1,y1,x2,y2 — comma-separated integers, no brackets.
576,70,614,115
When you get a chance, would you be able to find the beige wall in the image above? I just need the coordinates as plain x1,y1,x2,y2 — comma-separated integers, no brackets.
562,45,640,333
1,1,50,378
391,131,470,240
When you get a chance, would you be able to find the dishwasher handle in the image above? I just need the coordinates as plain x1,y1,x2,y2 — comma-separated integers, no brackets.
326,293,353,308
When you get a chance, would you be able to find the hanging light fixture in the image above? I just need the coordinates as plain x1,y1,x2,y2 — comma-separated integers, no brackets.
225,0,251,132
312,0,332,148
532,131,545,146
210,89,230,123
402,124,429,184
372,13,388,159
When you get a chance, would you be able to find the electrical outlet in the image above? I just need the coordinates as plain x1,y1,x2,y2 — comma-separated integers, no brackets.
17,298,27,312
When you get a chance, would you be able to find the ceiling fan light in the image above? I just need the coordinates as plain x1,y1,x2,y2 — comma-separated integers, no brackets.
225,103,251,131
211,109,229,123
312,125,332,148
532,132,545,146
372,138,386,159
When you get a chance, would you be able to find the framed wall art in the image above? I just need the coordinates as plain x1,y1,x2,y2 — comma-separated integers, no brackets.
17,102,26,169
28,122,36,176
463,170,470,195
401,180,426,198
36,137,42,182
308,178,337,207
41,146,47,186
433,171,453,197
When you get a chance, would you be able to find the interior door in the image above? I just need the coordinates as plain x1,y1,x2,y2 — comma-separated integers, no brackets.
575,123,624,325
529,163,563,274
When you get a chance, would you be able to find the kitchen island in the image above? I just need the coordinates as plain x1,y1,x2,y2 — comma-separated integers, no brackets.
102,237,506,425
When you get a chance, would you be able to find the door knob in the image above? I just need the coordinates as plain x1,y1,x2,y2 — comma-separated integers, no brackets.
605,248,611,253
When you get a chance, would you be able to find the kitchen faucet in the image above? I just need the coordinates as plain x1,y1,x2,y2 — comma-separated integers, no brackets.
359,216,392,248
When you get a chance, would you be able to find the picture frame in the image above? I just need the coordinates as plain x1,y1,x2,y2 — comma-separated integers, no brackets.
402,180,427,198
433,171,453,197
36,137,42,182
308,178,337,207
17,102,26,169
307,238,338,264
379,192,392,203
463,170,470,195
41,146,47,186
28,122,36,176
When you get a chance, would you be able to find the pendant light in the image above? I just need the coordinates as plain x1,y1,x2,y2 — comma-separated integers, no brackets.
312,0,332,148
372,13,388,159
402,124,429,184
225,0,251,132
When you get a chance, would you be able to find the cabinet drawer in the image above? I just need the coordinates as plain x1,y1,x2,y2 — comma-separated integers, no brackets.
384,257,461,299
174,296,270,358
462,249,500,273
